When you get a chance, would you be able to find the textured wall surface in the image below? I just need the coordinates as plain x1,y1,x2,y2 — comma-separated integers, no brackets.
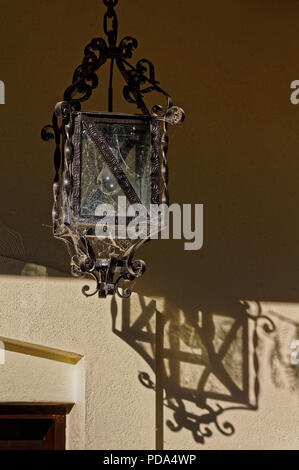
0,260,156,450
0,260,297,449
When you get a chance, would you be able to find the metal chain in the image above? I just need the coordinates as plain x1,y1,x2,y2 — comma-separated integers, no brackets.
103,0,118,46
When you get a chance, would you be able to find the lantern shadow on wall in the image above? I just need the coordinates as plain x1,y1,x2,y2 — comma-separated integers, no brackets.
111,296,277,445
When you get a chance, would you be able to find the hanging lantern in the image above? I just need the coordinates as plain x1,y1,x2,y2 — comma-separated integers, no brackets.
42,0,184,298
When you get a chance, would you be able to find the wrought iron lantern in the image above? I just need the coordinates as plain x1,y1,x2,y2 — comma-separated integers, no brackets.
42,0,184,298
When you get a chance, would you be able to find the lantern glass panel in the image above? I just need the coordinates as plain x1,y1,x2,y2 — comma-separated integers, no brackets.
80,119,152,217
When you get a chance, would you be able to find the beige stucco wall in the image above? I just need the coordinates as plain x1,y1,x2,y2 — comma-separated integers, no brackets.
0,259,156,450
162,301,299,450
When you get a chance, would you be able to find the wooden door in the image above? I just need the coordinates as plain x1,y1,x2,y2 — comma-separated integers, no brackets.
0,405,68,450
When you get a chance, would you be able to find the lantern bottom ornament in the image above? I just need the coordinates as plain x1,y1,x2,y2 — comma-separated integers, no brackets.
42,0,184,298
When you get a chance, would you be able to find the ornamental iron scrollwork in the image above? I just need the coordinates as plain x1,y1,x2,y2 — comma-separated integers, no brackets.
41,0,184,298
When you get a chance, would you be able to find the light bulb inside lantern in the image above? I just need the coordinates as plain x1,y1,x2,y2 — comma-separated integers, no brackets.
98,165,121,196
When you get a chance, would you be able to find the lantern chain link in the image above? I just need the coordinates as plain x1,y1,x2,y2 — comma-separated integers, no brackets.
103,0,118,46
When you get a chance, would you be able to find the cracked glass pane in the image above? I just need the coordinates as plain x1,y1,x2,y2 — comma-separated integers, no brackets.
80,120,151,216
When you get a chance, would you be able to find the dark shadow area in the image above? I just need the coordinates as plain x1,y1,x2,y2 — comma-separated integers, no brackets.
111,295,299,446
